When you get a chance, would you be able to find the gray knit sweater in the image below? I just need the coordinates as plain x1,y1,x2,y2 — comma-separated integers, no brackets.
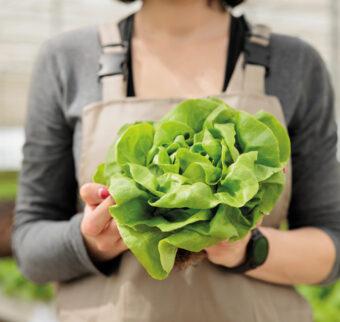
13,22,340,284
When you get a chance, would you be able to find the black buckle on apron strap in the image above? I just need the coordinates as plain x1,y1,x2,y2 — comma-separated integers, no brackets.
98,42,128,80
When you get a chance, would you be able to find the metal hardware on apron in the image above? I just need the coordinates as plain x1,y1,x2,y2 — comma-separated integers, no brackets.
57,15,312,322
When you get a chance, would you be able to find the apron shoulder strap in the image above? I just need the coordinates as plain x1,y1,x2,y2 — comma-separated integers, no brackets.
98,16,131,101
226,23,271,95
245,24,271,68
242,23,271,94
98,22,123,48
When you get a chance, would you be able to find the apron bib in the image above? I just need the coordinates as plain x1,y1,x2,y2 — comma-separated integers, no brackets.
56,19,312,322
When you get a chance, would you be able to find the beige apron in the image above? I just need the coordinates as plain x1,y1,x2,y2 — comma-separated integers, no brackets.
56,20,312,322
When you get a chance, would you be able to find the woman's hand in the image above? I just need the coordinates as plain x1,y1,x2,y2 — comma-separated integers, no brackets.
206,220,263,268
205,233,251,268
79,183,128,262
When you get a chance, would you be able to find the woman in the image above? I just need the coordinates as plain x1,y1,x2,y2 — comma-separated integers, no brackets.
13,0,340,321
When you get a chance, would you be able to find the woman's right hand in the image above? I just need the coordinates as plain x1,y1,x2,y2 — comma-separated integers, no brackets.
79,183,128,262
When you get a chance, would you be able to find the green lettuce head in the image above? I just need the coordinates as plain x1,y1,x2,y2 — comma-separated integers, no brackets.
93,98,290,280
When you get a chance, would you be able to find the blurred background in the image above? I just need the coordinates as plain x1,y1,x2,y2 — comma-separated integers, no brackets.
0,0,339,321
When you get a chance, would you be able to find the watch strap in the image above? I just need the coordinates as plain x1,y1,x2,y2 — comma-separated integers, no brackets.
219,228,269,274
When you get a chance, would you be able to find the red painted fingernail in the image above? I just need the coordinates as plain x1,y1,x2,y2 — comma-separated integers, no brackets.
99,187,110,199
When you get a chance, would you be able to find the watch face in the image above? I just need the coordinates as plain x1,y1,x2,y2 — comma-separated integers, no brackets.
252,236,269,266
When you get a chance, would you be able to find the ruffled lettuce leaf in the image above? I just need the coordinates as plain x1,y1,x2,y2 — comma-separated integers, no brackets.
93,98,290,280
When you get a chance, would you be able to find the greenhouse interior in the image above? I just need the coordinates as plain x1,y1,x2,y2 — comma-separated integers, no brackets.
0,0,339,321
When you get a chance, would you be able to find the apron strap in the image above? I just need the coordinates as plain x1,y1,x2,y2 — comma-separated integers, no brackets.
98,22,128,101
227,24,271,95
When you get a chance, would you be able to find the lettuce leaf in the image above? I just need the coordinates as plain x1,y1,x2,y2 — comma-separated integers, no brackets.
93,98,290,280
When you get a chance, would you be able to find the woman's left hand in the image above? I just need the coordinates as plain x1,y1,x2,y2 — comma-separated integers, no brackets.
205,233,251,268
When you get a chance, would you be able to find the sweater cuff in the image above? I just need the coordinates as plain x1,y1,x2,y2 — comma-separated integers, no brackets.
316,227,340,285
69,213,121,277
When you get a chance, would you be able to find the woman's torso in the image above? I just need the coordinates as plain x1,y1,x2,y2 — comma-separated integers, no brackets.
55,13,317,322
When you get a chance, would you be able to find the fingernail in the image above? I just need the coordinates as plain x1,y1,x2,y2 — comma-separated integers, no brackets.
99,187,110,199
283,167,287,174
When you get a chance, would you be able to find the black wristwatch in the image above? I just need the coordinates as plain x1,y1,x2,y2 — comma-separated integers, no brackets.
222,228,269,273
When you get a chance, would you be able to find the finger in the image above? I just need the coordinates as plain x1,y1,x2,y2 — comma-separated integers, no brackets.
80,182,110,206
82,197,115,236
95,233,126,253
106,222,128,251
116,238,128,253
205,240,229,251
106,220,122,242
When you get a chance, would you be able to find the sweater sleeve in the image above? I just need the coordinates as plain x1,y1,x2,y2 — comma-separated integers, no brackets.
12,40,119,283
287,41,340,285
